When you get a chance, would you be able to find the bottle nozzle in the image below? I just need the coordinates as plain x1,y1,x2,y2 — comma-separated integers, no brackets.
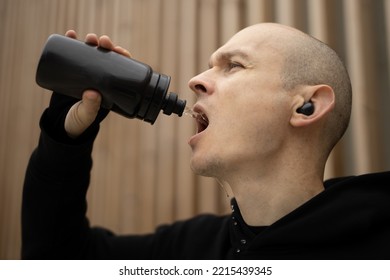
162,92,186,117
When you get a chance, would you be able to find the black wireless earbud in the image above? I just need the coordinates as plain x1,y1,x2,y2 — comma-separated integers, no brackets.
296,101,314,116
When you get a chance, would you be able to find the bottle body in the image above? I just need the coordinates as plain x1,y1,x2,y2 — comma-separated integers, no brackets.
36,34,186,124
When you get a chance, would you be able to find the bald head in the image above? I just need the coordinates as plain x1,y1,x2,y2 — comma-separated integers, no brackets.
235,23,352,150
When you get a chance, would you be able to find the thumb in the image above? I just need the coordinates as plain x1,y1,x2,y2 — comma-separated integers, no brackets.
65,90,102,138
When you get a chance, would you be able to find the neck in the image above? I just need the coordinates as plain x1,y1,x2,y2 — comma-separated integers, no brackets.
219,166,325,226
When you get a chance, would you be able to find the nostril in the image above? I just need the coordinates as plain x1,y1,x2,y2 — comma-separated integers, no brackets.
195,84,207,93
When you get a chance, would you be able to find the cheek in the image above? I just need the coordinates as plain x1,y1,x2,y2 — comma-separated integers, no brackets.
227,106,288,156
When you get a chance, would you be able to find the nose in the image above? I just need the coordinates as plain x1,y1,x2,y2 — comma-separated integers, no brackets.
188,70,214,97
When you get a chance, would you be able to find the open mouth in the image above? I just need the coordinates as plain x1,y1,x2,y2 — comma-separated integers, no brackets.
196,112,209,133
191,106,209,134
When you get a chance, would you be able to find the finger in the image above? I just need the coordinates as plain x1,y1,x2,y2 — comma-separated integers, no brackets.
98,35,115,50
64,90,102,138
85,33,99,46
65,30,77,39
113,46,132,58
80,90,102,115
64,101,84,138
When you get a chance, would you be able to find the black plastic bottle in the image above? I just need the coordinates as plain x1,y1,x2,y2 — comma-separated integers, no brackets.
36,34,186,124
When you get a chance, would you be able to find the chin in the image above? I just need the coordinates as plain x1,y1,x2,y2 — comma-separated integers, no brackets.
190,154,223,178
189,159,207,176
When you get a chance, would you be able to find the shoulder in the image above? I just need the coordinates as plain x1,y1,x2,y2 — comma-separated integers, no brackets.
324,170,390,191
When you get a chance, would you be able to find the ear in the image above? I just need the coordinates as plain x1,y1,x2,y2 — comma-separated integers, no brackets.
290,84,335,127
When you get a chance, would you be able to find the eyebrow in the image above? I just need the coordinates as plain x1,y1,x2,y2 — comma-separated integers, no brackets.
208,50,250,68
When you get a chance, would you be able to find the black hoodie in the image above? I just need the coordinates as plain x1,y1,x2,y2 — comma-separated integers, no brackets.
22,109,390,260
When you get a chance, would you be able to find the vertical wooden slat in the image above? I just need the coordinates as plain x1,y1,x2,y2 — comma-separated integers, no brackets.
9,0,36,259
0,4,11,257
344,0,368,173
245,0,275,25
0,0,18,260
220,0,242,43
307,0,328,39
275,0,293,25
383,0,390,169
344,0,384,174
276,0,306,29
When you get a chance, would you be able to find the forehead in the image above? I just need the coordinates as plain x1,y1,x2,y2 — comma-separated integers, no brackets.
210,24,285,64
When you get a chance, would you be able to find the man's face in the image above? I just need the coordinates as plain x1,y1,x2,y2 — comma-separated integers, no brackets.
188,25,294,180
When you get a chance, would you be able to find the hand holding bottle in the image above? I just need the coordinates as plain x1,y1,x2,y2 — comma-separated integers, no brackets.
63,30,132,138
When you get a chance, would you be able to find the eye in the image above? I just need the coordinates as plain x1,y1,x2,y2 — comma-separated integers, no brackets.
226,61,244,72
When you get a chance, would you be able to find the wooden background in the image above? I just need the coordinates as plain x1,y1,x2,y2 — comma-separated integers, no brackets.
1,0,390,259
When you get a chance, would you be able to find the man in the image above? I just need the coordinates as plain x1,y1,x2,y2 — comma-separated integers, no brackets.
22,23,390,259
